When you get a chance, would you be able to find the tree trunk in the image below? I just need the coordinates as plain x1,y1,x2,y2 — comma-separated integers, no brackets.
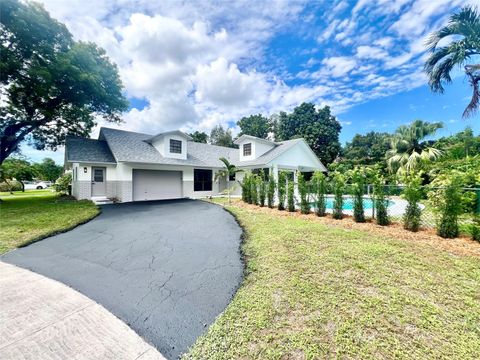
227,178,230,204
20,181,25,192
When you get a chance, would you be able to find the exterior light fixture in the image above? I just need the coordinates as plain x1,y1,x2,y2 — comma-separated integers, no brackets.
84,167,87,173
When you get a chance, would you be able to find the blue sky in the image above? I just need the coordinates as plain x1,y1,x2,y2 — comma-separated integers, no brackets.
22,0,479,163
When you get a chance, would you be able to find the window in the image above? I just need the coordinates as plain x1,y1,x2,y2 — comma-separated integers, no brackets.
229,173,235,181
194,169,212,191
243,143,252,156
252,168,269,180
93,168,104,182
170,139,182,154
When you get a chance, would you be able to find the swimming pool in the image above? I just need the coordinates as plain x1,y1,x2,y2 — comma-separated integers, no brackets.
310,196,394,211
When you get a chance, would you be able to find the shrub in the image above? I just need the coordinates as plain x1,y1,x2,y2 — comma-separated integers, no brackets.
402,174,423,232
287,179,295,212
297,172,310,214
241,173,251,203
436,179,463,238
258,170,266,207
250,175,258,205
54,172,71,194
0,180,22,192
311,171,326,216
348,167,366,223
472,215,480,241
267,172,276,208
277,171,287,210
373,177,390,226
332,173,345,220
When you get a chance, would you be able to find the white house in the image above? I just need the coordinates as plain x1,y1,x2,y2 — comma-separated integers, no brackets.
65,127,327,202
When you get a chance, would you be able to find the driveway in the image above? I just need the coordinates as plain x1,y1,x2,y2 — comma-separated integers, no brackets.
1,199,243,359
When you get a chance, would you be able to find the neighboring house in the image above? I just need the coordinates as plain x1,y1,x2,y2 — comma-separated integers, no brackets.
65,127,326,202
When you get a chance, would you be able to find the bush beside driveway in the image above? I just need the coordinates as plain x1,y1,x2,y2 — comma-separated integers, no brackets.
185,199,480,360
0,190,99,254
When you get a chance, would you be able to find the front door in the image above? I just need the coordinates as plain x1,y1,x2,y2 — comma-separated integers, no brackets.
91,167,106,196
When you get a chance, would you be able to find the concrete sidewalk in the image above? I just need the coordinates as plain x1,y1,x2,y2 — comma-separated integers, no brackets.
0,261,166,360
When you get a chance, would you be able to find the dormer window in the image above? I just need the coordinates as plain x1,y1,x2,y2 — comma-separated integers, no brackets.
170,139,182,154
243,143,252,156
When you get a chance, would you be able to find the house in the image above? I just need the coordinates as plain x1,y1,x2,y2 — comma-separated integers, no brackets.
65,127,327,202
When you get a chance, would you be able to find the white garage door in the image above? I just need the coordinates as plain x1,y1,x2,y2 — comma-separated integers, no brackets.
133,170,182,201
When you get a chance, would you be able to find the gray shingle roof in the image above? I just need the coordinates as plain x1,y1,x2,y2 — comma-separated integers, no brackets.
65,137,116,163
66,127,318,169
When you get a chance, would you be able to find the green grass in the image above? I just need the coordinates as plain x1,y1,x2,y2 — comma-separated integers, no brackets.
0,191,99,254
185,201,480,360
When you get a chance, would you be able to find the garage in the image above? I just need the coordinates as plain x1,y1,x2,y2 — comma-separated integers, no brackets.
132,169,182,201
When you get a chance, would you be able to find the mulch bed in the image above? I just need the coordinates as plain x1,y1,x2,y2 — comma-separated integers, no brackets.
230,200,480,258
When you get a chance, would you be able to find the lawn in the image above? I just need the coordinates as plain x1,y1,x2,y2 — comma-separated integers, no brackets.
185,200,480,360
0,190,99,254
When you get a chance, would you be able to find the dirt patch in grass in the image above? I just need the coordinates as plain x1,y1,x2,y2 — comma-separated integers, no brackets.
233,200,480,258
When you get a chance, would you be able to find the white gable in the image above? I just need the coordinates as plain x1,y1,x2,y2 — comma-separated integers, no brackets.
268,140,326,171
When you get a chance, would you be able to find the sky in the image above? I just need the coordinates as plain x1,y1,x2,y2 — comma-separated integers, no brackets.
20,0,480,164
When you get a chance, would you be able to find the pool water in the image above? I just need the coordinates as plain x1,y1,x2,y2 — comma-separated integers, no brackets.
310,197,393,211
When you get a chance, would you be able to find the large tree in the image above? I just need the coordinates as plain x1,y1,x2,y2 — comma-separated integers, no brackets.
0,0,128,164
386,120,444,174
32,157,62,181
237,114,270,139
343,131,390,167
274,103,342,165
210,125,235,148
424,6,480,118
188,131,208,143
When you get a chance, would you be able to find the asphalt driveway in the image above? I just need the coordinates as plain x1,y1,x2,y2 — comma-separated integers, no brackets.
1,199,243,359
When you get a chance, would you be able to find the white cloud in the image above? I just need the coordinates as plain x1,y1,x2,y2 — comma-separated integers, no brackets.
356,45,388,60
321,57,357,77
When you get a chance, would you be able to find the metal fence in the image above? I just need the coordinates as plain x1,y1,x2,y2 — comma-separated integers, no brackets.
302,183,480,232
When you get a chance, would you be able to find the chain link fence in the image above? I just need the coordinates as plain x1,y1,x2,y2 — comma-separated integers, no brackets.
303,183,480,233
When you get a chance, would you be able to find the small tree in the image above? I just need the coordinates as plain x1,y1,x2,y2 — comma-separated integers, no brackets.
297,171,310,214
0,158,36,192
373,175,390,226
311,171,326,216
241,173,251,203
214,157,242,204
332,173,345,220
258,170,266,207
348,167,366,223
267,171,276,208
251,175,258,205
402,174,423,232
287,179,295,212
277,170,287,210
436,179,463,238
32,158,62,181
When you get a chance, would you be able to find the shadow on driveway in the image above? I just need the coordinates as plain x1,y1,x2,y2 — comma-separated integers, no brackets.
2,199,243,359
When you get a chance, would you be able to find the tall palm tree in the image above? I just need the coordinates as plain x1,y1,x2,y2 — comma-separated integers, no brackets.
214,157,243,204
424,6,480,118
386,120,443,174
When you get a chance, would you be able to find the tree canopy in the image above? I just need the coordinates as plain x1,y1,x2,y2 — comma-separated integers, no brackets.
424,5,480,118
0,0,128,164
0,157,36,191
342,132,390,167
210,125,235,148
32,157,62,181
237,114,270,139
274,103,342,165
386,120,443,174
188,131,208,143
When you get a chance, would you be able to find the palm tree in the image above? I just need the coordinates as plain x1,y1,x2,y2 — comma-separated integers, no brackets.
214,157,243,204
386,120,443,174
424,6,480,118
